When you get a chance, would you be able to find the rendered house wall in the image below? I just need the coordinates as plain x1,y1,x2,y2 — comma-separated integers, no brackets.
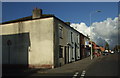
1,17,54,68
53,18,80,67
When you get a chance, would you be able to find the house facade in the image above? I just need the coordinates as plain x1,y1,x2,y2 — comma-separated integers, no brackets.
1,8,83,68
83,36,90,58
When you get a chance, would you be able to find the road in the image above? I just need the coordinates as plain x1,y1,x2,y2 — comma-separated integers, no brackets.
69,53,119,78
2,53,119,78
29,53,119,78
81,53,119,78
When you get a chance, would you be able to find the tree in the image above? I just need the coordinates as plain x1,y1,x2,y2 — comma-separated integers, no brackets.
105,42,109,50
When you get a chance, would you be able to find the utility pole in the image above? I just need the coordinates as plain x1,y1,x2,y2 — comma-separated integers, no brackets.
90,10,101,60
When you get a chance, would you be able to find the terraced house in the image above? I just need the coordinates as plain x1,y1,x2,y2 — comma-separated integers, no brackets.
1,8,88,68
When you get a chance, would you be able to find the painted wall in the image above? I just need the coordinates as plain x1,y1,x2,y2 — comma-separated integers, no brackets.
1,16,82,68
53,18,80,67
1,23,30,66
28,18,54,68
1,17,54,68
68,29,80,62
54,18,69,67
80,34,85,59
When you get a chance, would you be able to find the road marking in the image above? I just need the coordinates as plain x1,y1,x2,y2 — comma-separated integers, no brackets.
80,70,86,78
73,74,78,77
81,74,85,76
72,70,86,78
72,72,79,78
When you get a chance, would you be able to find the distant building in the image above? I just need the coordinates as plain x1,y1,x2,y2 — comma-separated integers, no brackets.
80,34,90,59
1,8,89,68
89,41,105,57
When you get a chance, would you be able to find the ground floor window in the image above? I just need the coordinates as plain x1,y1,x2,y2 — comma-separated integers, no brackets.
59,45,63,58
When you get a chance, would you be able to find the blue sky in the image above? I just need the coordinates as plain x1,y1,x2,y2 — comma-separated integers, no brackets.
2,2,118,26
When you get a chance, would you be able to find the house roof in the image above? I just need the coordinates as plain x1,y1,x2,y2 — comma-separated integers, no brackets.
1,14,54,24
1,13,89,39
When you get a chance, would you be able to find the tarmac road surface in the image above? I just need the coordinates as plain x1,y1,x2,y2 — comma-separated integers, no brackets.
84,53,119,78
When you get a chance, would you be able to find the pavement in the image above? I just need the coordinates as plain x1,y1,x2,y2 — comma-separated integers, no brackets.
31,55,106,76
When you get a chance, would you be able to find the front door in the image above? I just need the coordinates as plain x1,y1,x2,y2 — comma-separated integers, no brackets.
64,46,67,64
75,43,77,61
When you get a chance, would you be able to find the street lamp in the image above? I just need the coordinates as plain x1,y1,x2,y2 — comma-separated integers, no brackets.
90,10,101,60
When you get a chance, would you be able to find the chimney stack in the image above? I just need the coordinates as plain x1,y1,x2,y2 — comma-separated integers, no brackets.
65,22,71,26
32,8,42,19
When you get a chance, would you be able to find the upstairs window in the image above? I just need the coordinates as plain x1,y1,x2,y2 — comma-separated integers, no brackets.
59,25,63,39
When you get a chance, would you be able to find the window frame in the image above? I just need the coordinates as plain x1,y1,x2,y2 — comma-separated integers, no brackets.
59,45,63,58
58,24,63,39
71,32,73,43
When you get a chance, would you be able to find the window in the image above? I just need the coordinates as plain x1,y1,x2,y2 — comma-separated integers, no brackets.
77,35,79,43
59,45,63,58
59,24,63,39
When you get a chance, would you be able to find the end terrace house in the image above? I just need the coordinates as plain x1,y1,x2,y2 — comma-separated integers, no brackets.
1,8,81,68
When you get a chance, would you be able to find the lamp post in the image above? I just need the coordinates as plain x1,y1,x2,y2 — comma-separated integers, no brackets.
90,10,101,60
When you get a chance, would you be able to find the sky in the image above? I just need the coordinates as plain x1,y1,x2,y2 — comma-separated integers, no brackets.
2,2,118,26
2,2,119,49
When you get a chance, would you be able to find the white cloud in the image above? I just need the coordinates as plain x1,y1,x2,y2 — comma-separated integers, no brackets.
70,22,90,36
70,17,119,49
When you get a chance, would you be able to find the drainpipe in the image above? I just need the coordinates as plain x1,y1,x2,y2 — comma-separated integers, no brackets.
7,40,12,64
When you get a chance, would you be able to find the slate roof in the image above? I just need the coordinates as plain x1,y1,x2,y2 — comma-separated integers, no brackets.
1,14,54,24
1,13,89,40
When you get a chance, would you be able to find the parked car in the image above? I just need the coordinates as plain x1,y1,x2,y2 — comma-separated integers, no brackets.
102,51,109,56
110,51,114,54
